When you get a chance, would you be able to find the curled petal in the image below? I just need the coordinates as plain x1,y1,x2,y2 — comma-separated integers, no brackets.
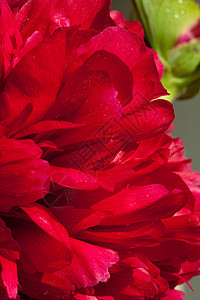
72,27,168,100
0,137,50,211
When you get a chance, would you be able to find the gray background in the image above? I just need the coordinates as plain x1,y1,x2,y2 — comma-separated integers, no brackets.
111,0,200,299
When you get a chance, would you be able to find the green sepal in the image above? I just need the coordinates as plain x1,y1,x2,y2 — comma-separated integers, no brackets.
167,40,200,77
132,0,200,56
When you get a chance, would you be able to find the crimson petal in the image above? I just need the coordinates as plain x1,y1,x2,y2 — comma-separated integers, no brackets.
161,290,184,300
69,0,112,30
50,166,114,192
0,137,50,211
0,256,18,299
61,238,119,288
0,28,68,125
119,100,174,141
72,27,167,100
0,0,23,76
21,203,71,249
0,218,20,299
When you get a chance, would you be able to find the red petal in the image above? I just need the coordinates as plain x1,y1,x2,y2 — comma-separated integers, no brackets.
69,0,112,30
129,134,171,161
15,120,81,139
0,218,20,262
110,10,126,28
91,184,186,226
118,100,175,142
0,137,50,211
0,50,4,82
16,0,110,36
152,49,164,79
91,184,170,215
15,0,70,39
150,169,195,211
9,216,71,274
163,212,200,241
0,0,23,76
77,221,165,249
161,290,184,300
19,271,74,300
72,27,167,100
46,57,122,124
0,28,68,125
126,268,159,297
74,295,114,300
21,203,71,249
0,218,20,299
50,206,111,235
50,165,114,191
62,238,119,288
2,103,33,137
12,30,43,68
125,21,144,39
0,256,18,299
0,287,20,300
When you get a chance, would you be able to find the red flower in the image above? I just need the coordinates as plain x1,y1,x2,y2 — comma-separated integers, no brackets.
0,1,199,299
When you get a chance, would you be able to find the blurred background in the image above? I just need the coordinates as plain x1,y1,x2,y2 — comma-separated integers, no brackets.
111,0,200,299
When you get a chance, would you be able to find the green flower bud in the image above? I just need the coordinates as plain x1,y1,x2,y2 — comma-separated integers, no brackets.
132,0,200,100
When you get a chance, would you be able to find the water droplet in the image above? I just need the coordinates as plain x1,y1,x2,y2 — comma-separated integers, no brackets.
166,7,170,13
178,0,183,4
174,13,179,18
180,9,185,15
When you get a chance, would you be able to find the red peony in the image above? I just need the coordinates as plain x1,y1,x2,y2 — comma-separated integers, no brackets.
0,1,200,299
